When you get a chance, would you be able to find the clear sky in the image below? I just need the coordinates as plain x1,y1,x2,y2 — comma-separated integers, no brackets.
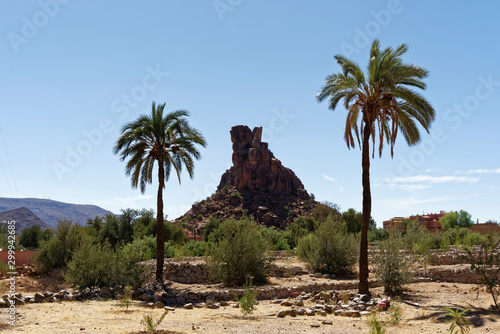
1,0,499,227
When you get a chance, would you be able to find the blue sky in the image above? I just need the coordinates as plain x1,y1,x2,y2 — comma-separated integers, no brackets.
1,0,499,227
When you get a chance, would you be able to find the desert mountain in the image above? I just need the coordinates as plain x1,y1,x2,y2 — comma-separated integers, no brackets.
176,125,318,230
0,207,52,233
0,197,112,228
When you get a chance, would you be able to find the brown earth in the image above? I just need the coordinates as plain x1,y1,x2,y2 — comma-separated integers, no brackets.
2,262,500,333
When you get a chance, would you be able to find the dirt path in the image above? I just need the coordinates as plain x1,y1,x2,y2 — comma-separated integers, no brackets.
3,282,500,333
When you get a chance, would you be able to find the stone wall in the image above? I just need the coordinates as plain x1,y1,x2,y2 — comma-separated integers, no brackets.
163,260,308,284
418,267,496,284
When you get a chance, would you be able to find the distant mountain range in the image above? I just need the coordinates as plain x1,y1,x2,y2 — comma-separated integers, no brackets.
0,197,113,232
0,207,52,233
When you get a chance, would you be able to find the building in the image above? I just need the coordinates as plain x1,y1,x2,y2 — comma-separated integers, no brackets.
383,211,450,232
383,211,500,234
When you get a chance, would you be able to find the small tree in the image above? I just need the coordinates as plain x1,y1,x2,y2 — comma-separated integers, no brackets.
373,231,414,295
207,217,271,285
234,279,258,317
440,210,473,229
464,235,500,309
19,225,43,250
297,216,358,276
34,220,86,272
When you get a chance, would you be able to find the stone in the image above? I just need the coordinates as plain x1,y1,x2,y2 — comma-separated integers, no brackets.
280,299,293,307
322,319,333,325
154,301,164,308
310,323,320,328
277,310,290,318
184,303,194,309
206,303,220,309
306,309,316,316
343,310,361,317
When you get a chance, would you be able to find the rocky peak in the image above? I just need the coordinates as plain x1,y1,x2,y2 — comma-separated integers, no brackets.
219,125,308,197
176,125,315,229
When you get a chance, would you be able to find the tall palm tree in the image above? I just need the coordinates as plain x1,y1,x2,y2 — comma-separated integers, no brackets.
317,40,435,294
114,102,206,282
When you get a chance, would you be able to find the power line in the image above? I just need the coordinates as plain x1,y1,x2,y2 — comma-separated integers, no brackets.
0,127,18,197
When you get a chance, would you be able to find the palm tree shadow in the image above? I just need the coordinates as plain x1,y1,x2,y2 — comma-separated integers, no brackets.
409,302,499,328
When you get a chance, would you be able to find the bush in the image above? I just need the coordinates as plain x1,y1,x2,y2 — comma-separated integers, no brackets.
286,216,318,248
0,261,9,276
203,216,222,242
464,235,500,309
34,220,86,272
207,217,271,285
368,228,390,242
373,232,414,295
259,226,290,251
297,216,358,276
65,237,149,290
122,236,156,261
178,241,209,257
19,225,43,250
141,311,168,334
235,279,258,317
441,210,473,229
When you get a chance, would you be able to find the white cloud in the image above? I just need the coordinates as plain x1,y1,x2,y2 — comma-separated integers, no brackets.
385,175,479,184
386,183,431,191
339,185,344,192
322,174,338,182
465,168,500,175
379,194,480,210
425,168,444,173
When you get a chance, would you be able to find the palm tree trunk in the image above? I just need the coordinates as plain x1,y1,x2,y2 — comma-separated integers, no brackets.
156,160,165,283
359,121,372,295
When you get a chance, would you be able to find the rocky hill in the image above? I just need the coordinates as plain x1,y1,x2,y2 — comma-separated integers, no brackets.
0,197,112,228
0,207,52,233
176,125,319,230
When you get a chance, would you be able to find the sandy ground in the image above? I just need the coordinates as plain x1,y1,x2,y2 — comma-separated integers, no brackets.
2,281,500,334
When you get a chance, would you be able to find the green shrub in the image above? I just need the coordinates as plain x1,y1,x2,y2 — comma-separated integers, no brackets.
459,232,486,248
141,311,168,334
368,309,386,334
297,216,358,276
442,228,470,246
203,216,222,242
373,232,414,295
207,217,271,285
259,226,290,251
164,222,187,245
65,238,149,290
388,298,403,325
118,285,134,312
445,308,471,334
34,220,86,272
123,236,156,261
0,261,9,276
234,279,258,317
19,225,43,250
368,228,390,242
286,216,318,248
464,235,500,309
178,241,209,257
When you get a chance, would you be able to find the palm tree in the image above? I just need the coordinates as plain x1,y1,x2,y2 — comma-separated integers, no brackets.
114,102,206,282
317,40,435,294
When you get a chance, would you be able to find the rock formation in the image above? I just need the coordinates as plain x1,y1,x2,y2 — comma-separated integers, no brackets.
218,125,308,197
176,125,315,229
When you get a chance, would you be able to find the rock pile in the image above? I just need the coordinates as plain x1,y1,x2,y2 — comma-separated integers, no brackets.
274,290,389,318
